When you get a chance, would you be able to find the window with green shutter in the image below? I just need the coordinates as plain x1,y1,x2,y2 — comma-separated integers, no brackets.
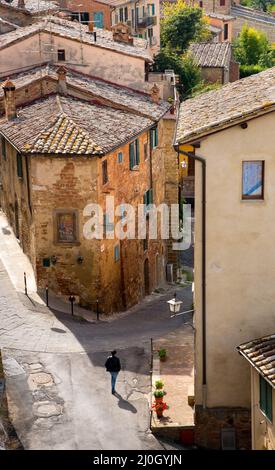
144,188,153,213
150,127,158,150
260,375,273,422
114,244,120,262
129,139,140,170
17,153,23,179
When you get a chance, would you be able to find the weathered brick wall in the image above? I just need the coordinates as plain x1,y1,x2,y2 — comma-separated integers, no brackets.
201,67,224,84
0,140,34,262
187,0,231,15
229,60,240,82
195,405,251,449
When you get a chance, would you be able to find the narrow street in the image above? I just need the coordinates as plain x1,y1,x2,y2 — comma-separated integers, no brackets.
0,219,193,450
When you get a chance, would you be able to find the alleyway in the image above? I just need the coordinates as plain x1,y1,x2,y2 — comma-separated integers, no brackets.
0,212,193,450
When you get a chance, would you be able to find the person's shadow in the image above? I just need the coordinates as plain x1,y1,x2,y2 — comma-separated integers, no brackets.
114,393,137,414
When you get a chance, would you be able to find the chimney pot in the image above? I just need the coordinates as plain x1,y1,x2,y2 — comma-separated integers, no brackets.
150,84,160,104
2,78,16,120
88,21,94,33
56,65,67,95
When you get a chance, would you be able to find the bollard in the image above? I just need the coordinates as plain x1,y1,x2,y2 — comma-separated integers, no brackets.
69,295,75,317
24,272,27,295
46,286,49,307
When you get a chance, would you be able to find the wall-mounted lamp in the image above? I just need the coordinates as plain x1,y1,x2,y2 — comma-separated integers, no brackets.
240,122,248,129
77,255,84,264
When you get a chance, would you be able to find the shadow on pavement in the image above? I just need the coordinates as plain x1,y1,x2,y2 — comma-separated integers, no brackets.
115,393,137,414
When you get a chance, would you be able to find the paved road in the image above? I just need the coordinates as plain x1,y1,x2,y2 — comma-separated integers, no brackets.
0,260,193,450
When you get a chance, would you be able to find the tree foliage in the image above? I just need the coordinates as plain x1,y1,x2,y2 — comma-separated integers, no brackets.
153,48,202,99
241,0,275,12
233,24,274,66
161,0,210,52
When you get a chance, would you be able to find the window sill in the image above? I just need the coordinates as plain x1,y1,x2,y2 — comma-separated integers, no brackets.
53,241,81,247
130,166,139,171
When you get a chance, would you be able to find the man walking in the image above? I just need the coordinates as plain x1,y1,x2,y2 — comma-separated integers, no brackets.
105,350,121,394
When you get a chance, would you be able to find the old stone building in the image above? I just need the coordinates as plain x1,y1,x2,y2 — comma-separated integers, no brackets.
0,65,178,313
189,42,239,84
174,67,275,449
0,15,152,89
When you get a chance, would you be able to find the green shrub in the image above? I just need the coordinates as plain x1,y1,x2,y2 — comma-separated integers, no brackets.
240,64,266,78
153,390,167,398
155,380,164,389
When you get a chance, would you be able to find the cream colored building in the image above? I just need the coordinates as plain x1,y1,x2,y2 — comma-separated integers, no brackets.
110,0,160,55
238,334,275,450
174,67,275,449
0,16,151,90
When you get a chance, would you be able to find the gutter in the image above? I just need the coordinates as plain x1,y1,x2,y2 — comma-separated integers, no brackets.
174,144,207,407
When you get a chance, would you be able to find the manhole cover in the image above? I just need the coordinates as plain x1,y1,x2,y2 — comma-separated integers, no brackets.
33,401,62,418
32,373,53,385
28,372,54,390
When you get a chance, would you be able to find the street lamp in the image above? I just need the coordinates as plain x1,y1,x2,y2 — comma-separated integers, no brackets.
167,292,195,330
167,292,183,315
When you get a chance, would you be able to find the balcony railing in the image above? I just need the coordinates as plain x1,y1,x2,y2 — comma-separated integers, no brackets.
137,15,157,28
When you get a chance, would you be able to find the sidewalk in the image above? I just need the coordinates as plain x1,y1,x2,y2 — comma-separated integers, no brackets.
151,321,195,444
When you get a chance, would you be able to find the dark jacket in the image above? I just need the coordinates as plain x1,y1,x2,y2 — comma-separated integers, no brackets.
105,356,121,373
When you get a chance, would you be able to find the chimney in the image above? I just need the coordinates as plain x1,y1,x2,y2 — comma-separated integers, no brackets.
150,84,160,104
18,0,25,9
88,21,94,33
111,24,133,44
57,65,67,95
2,79,16,121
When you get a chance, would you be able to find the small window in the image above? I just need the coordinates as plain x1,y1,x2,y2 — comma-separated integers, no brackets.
220,0,225,5
242,161,264,200
151,3,155,15
224,23,228,41
102,160,108,185
150,127,158,149
17,152,23,178
1,136,6,161
129,139,140,169
118,152,123,163
55,210,78,244
114,244,120,262
119,7,124,22
124,7,128,21
260,375,273,422
58,49,66,61
103,213,114,236
144,188,153,213
120,203,126,220
199,1,203,6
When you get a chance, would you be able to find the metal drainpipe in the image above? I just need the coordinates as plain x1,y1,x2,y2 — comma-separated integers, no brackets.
175,146,207,407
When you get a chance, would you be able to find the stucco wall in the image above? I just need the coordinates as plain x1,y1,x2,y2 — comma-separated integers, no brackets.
65,0,112,30
251,368,275,450
0,31,147,89
192,110,275,410
233,17,275,42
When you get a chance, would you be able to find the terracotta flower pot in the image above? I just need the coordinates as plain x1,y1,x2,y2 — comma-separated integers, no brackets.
160,356,166,362
155,396,163,404
156,411,163,419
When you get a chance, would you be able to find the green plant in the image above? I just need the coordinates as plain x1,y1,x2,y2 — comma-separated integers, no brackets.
153,389,166,398
158,348,167,358
155,380,164,389
152,400,168,416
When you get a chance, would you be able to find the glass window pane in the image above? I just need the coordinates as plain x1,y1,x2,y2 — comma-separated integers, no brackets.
242,161,263,199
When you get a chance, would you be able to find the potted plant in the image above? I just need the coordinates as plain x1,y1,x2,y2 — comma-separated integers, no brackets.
158,348,167,362
153,389,166,403
155,380,164,390
152,400,168,419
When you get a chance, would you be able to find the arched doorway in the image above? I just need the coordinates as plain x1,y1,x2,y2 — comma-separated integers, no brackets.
144,258,150,295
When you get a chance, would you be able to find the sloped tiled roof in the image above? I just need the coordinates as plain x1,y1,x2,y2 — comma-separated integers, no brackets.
237,334,275,389
0,94,153,155
175,67,275,145
0,0,58,14
0,65,170,120
207,12,236,21
0,16,151,61
189,42,231,68
232,5,275,26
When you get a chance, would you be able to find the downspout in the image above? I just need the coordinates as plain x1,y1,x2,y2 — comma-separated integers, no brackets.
175,146,207,407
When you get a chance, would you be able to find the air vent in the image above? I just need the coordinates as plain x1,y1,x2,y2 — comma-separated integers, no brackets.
221,427,236,450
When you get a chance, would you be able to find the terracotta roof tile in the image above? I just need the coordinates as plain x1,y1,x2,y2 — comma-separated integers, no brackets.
175,67,275,145
237,334,275,388
0,0,58,13
0,94,153,155
189,42,231,68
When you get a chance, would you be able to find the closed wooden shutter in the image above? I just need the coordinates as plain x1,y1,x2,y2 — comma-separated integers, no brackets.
129,142,134,169
136,139,140,165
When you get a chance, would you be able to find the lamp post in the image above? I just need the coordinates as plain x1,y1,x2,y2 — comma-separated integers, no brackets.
167,292,195,329
69,295,76,317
